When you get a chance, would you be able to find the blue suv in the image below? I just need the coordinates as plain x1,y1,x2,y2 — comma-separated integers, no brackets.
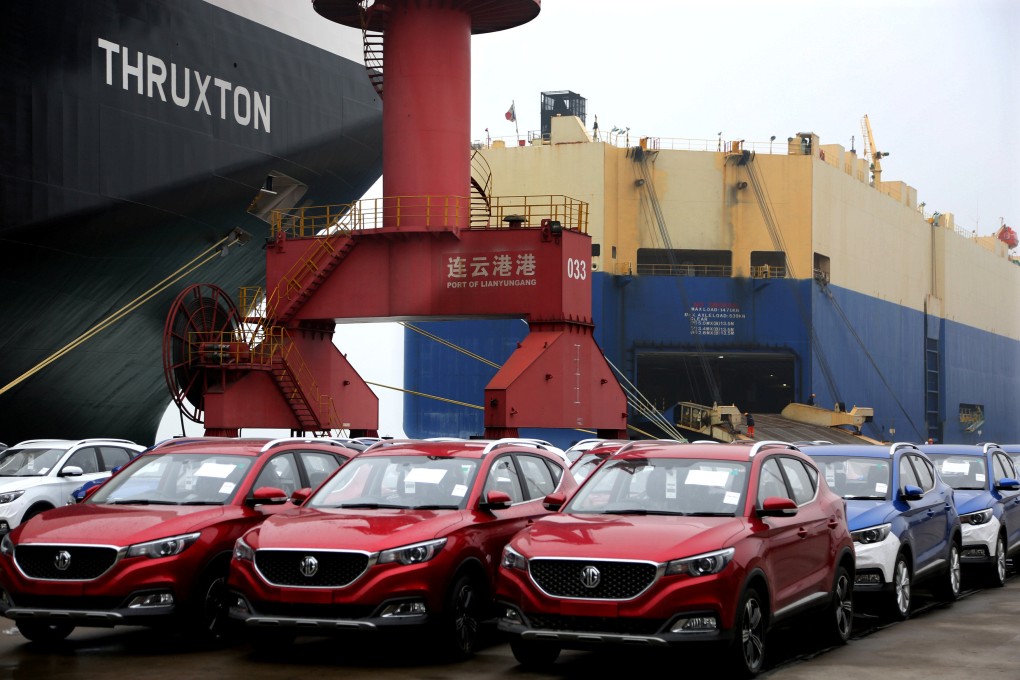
805,442,961,619
919,443,1020,587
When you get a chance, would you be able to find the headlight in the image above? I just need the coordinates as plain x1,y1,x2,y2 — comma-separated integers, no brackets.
501,545,528,571
665,547,735,576
851,523,892,545
961,508,994,525
126,532,201,559
378,538,447,565
0,533,13,556
0,490,25,505
233,536,254,562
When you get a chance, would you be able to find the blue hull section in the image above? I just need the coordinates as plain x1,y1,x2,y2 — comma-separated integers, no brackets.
404,272,1020,446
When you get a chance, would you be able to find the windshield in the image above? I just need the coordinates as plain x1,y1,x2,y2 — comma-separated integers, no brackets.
814,456,890,500
565,458,748,516
307,455,479,510
927,454,987,491
571,453,606,484
0,447,67,477
90,453,253,505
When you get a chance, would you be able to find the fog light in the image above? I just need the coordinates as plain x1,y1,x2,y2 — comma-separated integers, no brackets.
379,600,427,618
127,592,174,608
962,547,988,558
670,616,718,633
0,590,11,608
0,521,9,533
228,595,251,616
501,606,524,625
855,572,882,585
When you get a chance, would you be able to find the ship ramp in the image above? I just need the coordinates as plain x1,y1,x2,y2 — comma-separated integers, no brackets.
676,402,881,446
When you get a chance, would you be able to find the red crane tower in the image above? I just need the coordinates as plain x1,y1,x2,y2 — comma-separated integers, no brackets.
162,0,628,440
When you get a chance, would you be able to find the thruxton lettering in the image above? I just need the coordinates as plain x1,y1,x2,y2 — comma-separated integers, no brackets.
97,38,271,133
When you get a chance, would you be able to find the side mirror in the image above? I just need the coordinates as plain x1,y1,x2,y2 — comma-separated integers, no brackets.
83,483,105,501
482,489,512,511
291,487,312,504
543,491,566,511
995,478,1020,491
758,496,798,517
59,466,84,477
248,486,289,506
901,484,924,501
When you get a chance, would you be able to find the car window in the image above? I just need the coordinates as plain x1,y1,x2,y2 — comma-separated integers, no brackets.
484,456,525,503
99,447,134,471
930,455,986,490
779,457,815,505
65,447,100,474
900,455,921,490
759,458,791,502
255,453,299,496
993,453,1014,482
517,454,555,499
909,455,935,491
299,451,344,489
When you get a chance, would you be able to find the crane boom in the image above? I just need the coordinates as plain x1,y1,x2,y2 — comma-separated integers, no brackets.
860,114,887,186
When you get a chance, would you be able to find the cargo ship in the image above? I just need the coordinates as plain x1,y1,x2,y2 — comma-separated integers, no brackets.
404,92,1020,446
0,0,383,445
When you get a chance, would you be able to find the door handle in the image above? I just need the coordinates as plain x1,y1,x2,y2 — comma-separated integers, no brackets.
797,527,808,538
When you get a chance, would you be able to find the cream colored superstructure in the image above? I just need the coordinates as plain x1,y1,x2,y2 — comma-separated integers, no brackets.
479,116,1019,341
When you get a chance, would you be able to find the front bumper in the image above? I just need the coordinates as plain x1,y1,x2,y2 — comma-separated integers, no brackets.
851,532,900,592
227,589,435,633
960,516,1000,564
0,586,183,627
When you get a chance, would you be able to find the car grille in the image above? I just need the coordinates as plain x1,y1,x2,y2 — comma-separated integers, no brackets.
254,550,370,587
529,559,659,600
526,613,665,635
15,545,120,581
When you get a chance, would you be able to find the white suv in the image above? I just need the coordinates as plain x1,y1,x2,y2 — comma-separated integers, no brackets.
0,438,145,533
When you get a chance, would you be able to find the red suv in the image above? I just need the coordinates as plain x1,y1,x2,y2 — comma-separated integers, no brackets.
226,438,577,658
0,437,355,644
495,440,855,677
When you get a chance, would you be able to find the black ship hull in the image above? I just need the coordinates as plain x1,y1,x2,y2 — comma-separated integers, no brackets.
0,0,383,444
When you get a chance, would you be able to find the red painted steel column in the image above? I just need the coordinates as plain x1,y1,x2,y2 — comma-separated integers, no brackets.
383,3,471,230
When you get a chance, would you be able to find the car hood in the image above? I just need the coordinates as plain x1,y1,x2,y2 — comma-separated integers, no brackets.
953,490,994,515
844,500,894,531
11,503,235,546
246,507,466,550
511,513,746,562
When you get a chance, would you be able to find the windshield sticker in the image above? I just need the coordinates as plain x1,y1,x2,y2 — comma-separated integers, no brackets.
196,462,235,478
975,473,985,482
219,482,236,495
406,468,447,484
875,483,888,494
686,469,730,487
39,468,50,475
941,461,969,474
723,491,740,505
452,484,468,498
666,469,677,499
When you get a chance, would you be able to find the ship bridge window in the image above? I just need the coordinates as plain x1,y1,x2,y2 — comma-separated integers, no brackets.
637,249,731,277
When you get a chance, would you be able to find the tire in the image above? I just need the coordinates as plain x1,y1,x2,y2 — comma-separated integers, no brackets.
886,554,911,620
985,534,1007,588
16,620,74,644
931,541,962,602
823,565,854,645
509,638,560,669
189,568,231,642
729,587,767,678
439,573,484,659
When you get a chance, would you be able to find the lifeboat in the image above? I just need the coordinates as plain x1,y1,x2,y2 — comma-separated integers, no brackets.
997,224,1018,249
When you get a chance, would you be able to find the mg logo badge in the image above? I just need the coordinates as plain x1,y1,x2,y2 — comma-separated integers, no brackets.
54,550,72,571
299,555,319,578
580,565,601,589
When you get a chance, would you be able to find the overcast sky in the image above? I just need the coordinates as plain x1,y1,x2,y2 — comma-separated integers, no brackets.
470,0,1018,237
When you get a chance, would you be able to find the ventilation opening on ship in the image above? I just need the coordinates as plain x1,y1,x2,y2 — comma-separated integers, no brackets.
635,351,796,416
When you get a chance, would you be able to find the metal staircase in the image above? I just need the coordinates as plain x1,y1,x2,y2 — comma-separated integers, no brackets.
470,150,493,227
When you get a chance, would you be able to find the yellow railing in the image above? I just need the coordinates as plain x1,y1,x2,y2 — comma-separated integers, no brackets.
637,263,733,277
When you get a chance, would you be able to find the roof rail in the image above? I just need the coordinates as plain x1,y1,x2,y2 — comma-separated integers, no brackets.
364,438,415,453
12,439,71,446
260,437,367,453
889,441,919,457
614,439,687,455
982,442,1002,454
749,440,800,457
482,438,557,455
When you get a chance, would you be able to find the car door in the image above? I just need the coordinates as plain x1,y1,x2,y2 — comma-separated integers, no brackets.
901,453,947,572
778,456,832,596
992,452,1020,553
756,455,822,615
61,446,109,493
